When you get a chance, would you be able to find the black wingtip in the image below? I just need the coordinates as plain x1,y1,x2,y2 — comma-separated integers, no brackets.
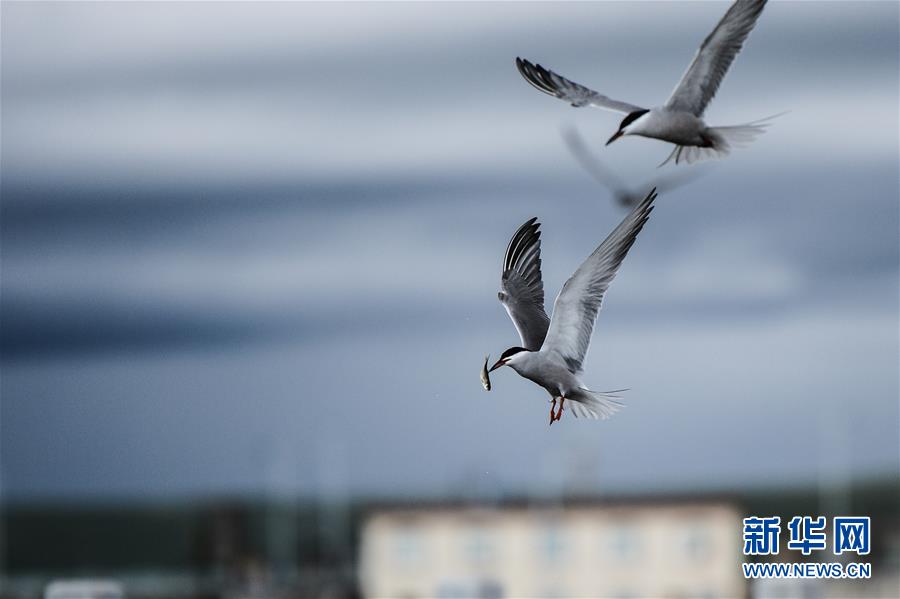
515,57,558,97
514,56,528,78
640,188,658,222
643,187,658,212
504,217,543,272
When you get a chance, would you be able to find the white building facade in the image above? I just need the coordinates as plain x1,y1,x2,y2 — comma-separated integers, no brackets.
359,500,745,598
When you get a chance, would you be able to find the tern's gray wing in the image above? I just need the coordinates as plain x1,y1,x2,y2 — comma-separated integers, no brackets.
517,58,644,115
561,126,638,207
665,0,767,116
650,164,711,196
498,217,550,351
541,190,656,373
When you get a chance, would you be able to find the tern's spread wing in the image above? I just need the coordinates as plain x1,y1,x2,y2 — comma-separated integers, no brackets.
517,58,644,115
562,126,629,193
498,217,550,351
541,191,656,373
665,0,767,116
650,164,711,196
561,126,638,207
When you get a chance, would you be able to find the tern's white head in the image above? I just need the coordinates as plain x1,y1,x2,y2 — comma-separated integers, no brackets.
489,346,530,372
607,108,651,145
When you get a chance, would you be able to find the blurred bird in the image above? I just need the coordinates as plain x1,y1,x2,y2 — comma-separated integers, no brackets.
561,126,709,208
517,0,773,165
489,190,656,424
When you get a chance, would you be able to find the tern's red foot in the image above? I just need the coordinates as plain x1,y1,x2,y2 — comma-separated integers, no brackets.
549,397,558,426
553,397,565,423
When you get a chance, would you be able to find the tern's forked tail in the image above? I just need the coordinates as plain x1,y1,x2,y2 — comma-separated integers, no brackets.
568,387,627,420
659,111,789,167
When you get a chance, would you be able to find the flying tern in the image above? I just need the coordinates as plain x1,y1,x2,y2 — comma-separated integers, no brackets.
561,126,709,207
489,190,656,424
517,0,772,165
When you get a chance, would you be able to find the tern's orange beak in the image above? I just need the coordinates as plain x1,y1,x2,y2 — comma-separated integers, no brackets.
488,358,507,372
606,129,624,145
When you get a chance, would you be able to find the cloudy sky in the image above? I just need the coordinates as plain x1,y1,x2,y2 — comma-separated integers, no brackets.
2,1,897,502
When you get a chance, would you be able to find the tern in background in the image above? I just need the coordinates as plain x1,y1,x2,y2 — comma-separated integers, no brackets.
489,190,656,424
517,0,774,166
561,126,709,208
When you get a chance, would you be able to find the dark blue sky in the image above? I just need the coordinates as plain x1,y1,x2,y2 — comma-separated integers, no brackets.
2,2,897,501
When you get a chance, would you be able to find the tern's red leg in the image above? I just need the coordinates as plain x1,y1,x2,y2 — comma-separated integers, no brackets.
549,397,558,426
554,397,566,422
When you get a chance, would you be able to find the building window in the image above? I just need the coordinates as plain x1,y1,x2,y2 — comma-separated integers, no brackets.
538,523,565,562
463,525,496,563
436,582,468,599
608,524,640,562
393,525,424,565
477,580,504,599
436,580,504,599
681,523,712,562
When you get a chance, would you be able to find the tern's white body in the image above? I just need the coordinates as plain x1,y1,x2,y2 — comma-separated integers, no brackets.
506,349,583,398
627,109,711,147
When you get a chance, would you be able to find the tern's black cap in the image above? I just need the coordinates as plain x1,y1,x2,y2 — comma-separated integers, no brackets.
500,347,529,361
619,108,650,130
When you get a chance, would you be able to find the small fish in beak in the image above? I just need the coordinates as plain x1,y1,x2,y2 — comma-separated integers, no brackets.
480,354,492,391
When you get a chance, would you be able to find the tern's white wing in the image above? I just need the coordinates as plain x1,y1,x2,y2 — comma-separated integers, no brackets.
517,58,644,115
541,191,656,373
498,217,550,351
665,0,767,116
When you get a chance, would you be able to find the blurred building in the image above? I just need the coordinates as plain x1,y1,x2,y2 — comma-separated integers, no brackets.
3,481,898,598
359,498,744,599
